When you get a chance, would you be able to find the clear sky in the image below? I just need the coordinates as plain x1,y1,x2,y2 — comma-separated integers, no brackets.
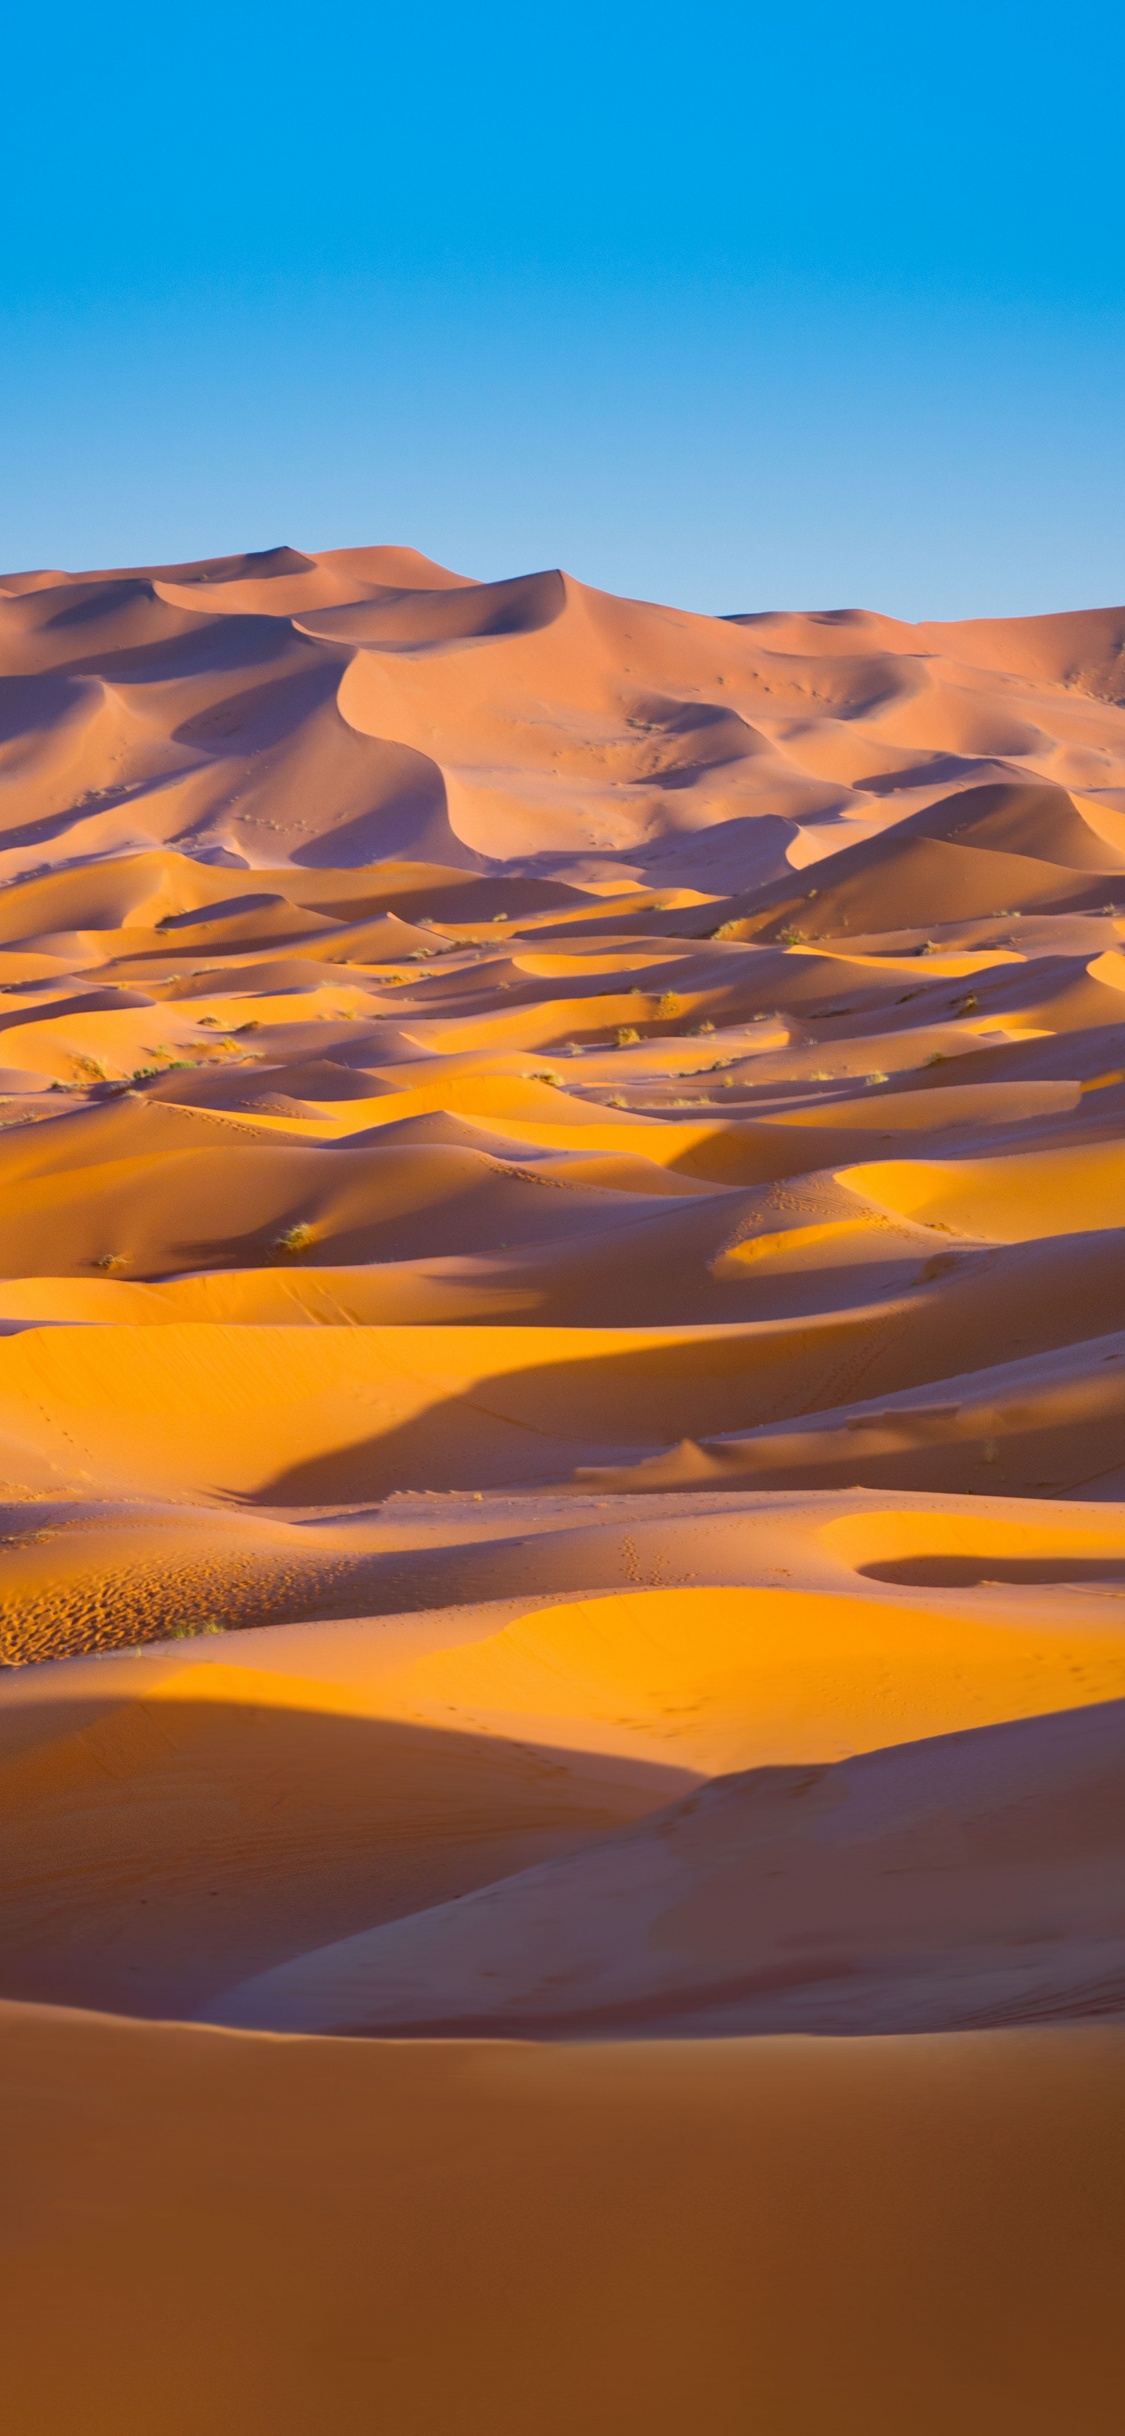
3,0,1123,617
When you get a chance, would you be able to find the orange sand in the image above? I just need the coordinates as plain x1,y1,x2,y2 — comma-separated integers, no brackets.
4,2006,1123,2436
2,544,1124,2426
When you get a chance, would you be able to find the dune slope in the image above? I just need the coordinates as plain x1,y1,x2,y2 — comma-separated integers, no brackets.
3,2006,1124,2436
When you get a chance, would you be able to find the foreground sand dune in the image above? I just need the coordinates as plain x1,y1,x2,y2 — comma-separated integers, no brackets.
2,543,1124,2425
4,2005,1122,2436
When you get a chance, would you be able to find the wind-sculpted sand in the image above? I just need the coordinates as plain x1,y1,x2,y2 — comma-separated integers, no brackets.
2,544,1124,2429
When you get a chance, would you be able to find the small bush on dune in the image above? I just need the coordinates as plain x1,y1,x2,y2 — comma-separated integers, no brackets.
274,1221,316,1256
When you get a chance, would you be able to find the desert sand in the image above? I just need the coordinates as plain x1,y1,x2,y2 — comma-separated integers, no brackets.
2,544,1124,2428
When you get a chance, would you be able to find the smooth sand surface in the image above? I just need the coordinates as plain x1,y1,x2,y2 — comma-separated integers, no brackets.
3,2005,1124,2436
2,545,1124,2424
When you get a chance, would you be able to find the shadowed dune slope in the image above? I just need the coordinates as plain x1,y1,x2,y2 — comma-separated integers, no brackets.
204,1698,1125,2038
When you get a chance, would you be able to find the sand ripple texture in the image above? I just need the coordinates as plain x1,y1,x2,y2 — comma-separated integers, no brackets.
3,545,1125,2434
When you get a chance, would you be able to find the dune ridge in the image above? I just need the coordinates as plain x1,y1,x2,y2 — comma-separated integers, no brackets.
3,544,1124,2428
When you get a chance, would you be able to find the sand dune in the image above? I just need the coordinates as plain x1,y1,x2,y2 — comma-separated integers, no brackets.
5,2006,1122,2436
2,544,1124,2427
204,1698,1125,2037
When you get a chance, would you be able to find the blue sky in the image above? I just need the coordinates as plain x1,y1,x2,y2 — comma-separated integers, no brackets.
3,0,1122,616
